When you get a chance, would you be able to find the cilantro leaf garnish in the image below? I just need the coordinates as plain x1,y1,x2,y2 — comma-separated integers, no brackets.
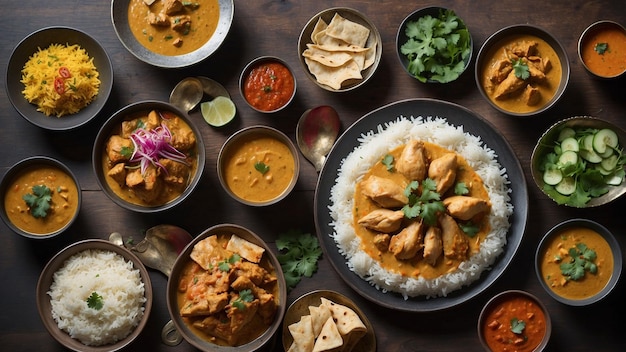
459,221,479,237
454,182,469,195
560,242,597,281
22,184,52,218
218,253,241,272
86,292,104,310
276,230,322,291
232,289,254,310
254,161,270,174
594,42,608,55
512,58,530,80
510,317,526,334
382,154,395,171
401,179,445,226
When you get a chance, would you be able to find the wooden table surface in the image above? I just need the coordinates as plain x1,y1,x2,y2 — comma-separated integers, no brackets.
2,1,625,351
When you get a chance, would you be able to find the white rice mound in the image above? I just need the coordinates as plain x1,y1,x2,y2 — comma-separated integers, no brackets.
48,249,146,346
328,116,514,299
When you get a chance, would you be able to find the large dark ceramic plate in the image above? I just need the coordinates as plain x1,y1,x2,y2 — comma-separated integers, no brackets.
314,98,528,312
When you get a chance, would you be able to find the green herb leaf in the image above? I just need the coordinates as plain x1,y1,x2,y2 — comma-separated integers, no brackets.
459,221,479,237
382,154,395,171
232,289,254,310
401,179,444,226
254,161,270,174
512,58,530,80
276,230,322,291
217,254,241,272
594,42,608,55
559,242,597,281
454,182,469,195
86,292,104,310
22,184,52,218
510,317,526,334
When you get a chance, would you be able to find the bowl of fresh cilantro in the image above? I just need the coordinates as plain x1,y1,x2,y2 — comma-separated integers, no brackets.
396,7,473,84
530,116,626,208
0,156,81,239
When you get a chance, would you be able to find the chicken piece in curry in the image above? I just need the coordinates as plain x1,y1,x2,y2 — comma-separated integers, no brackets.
103,109,197,206
177,234,279,346
354,140,492,279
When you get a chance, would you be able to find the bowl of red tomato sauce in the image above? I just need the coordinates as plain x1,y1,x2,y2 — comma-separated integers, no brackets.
239,56,296,113
578,20,626,79
478,290,551,352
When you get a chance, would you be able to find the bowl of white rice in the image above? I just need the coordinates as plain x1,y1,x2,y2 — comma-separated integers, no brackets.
36,239,152,351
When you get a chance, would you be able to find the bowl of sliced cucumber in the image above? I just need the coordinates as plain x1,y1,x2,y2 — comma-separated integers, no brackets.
531,116,626,207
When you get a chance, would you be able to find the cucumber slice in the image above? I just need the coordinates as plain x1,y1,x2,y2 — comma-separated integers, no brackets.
543,168,563,185
580,150,603,163
599,147,614,158
593,128,619,154
560,137,579,152
606,174,624,186
581,134,594,151
558,127,576,142
555,177,577,195
558,150,578,165
601,154,619,171
595,165,613,176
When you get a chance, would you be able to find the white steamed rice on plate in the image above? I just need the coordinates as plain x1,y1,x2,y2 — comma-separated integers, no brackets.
328,116,513,299
48,249,146,346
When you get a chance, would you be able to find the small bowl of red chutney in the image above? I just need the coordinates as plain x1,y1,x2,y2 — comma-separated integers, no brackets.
239,56,297,113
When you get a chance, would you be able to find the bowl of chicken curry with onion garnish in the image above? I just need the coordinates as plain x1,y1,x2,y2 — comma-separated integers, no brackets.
475,24,570,117
166,223,286,351
93,100,205,213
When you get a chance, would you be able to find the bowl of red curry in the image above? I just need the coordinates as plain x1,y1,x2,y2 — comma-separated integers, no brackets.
239,56,297,113
478,290,551,352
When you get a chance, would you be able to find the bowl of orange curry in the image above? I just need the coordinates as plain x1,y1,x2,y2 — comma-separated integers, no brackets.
239,56,296,113
535,218,622,306
166,223,287,351
475,24,570,117
0,156,81,239
478,290,551,352
578,20,626,79
217,125,299,206
92,100,205,213
111,0,234,68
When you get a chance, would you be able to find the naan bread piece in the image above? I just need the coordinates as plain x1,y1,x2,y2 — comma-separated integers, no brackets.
309,303,332,336
304,58,362,90
320,298,367,336
303,44,354,68
310,17,328,43
312,317,343,352
313,38,370,53
288,315,315,352
363,41,377,70
324,13,370,48
190,235,223,270
226,234,264,263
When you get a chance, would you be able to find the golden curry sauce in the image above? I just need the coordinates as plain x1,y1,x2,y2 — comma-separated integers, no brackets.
4,165,79,235
353,142,491,279
539,227,614,300
223,136,295,203
480,34,562,114
128,0,220,56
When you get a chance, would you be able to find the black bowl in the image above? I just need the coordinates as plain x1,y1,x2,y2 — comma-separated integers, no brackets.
5,26,113,130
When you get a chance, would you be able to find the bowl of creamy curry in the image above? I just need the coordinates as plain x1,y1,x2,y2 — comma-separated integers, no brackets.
0,156,81,239
218,126,299,206
111,0,234,68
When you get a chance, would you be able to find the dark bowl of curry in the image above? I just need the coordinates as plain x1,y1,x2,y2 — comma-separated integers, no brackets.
0,156,81,239
535,218,622,306
478,290,551,352
475,24,570,117
92,100,205,213
239,56,296,113
578,20,626,79
166,223,287,351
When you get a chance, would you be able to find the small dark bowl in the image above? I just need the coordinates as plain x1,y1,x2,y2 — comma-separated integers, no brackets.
111,0,234,68
92,100,206,213
535,219,622,306
166,224,287,351
239,56,297,113
578,20,626,79
5,26,113,131
217,125,299,206
0,156,81,239
396,7,473,83
298,7,382,92
478,290,551,352
475,24,570,117
530,116,626,207
36,239,153,352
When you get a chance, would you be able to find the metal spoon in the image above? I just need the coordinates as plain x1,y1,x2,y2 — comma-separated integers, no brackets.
169,77,204,113
296,106,341,172
109,224,193,346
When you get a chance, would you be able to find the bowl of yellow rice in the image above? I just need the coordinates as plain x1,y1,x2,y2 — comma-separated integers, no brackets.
5,26,113,131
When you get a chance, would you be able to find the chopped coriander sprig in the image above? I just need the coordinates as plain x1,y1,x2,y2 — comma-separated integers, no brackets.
22,184,52,218
276,230,322,291
86,292,104,310
559,243,597,281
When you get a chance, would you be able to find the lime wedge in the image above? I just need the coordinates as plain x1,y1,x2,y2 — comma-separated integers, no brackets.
201,96,236,127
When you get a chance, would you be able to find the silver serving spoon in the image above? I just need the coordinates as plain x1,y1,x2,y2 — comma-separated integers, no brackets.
109,224,192,346
169,77,204,113
296,106,341,172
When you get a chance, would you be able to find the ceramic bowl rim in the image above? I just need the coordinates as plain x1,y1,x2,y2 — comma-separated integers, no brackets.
0,156,82,239
577,20,626,79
